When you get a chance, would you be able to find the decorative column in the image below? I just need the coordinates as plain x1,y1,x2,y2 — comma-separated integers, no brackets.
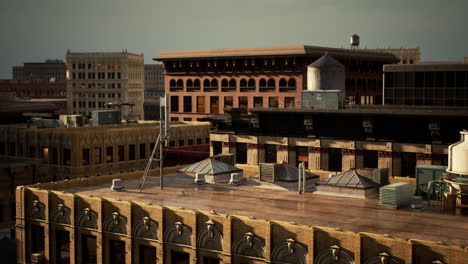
308,147,321,171
247,143,259,165
341,149,356,171
355,149,364,169
221,142,230,155
392,152,401,177
257,144,265,164
320,147,329,171
209,141,214,156
228,142,236,163
276,145,288,164
378,151,394,176
288,146,296,166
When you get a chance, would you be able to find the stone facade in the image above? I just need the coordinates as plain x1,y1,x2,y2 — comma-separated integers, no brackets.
144,64,165,97
13,60,66,81
0,122,209,181
66,50,144,120
210,134,447,177
15,174,468,264
369,46,421,64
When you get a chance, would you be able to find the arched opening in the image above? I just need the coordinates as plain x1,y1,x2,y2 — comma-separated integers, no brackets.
240,79,247,88
221,79,228,88
194,79,200,88
259,79,267,88
203,79,210,88
288,78,296,88
211,79,218,88
268,78,275,88
186,79,193,88
229,79,236,88
176,80,183,88
248,78,255,88
279,78,287,88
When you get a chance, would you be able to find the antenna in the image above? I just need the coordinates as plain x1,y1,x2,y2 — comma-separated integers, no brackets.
139,94,170,191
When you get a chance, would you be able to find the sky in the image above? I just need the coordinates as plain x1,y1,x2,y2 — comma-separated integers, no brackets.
0,0,467,78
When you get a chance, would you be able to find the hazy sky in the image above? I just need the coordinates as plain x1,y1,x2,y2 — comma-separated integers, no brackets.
1,0,467,78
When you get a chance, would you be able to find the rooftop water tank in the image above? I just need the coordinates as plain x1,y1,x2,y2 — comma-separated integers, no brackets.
350,34,360,48
447,131,468,175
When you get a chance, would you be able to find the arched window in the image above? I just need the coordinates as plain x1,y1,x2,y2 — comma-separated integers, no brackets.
170,80,176,87
177,80,183,87
194,79,200,87
229,79,236,88
248,78,255,88
240,79,247,88
267,79,275,88
288,78,296,88
211,79,218,88
203,79,210,88
279,78,287,88
186,79,193,87
221,79,228,87
259,79,267,88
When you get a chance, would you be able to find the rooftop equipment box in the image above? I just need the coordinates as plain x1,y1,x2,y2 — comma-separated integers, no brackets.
91,110,121,126
301,90,344,110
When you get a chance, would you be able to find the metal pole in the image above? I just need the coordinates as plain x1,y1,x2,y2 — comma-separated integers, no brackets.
302,162,306,194
160,103,164,190
298,163,302,194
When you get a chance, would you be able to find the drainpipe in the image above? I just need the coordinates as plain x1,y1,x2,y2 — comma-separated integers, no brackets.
302,162,306,194
298,163,302,194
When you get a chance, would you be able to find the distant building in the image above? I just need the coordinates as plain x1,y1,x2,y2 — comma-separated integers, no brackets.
143,98,160,120
0,79,65,98
369,46,421,64
154,45,398,121
66,50,145,120
0,121,209,181
12,59,66,81
383,61,468,106
144,64,165,98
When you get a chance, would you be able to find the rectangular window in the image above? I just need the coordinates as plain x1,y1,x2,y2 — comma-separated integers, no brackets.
129,144,136,160
183,96,192,113
139,143,146,159
197,138,202,145
106,146,113,163
239,96,248,114
51,148,58,164
253,97,263,108
224,96,233,109
269,97,279,108
82,235,97,264
235,143,247,164
265,144,277,163
31,225,45,254
188,139,194,145
29,146,36,158
82,148,90,166
139,246,156,264
109,240,126,264
63,149,71,166
94,147,101,164
213,141,222,155
42,147,49,163
285,97,295,108
210,96,219,113
197,96,205,113
118,145,125,161
171,95,179,112
55,230,70,264
179,140,185,147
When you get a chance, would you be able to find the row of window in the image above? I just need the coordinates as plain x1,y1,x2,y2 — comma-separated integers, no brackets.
72,92,121,99
72,63,122,70
169,78,297,90
170,95,296,114
72,72,122,80
73,101,108,109
71,83,122,89
385,71,468,88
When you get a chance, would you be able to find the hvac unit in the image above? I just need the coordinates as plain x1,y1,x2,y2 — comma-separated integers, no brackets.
379,182,413,208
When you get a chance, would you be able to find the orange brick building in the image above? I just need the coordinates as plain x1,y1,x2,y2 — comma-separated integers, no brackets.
154,45,398,121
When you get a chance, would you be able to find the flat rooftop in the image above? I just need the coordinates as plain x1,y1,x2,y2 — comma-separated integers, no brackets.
59,174,468,247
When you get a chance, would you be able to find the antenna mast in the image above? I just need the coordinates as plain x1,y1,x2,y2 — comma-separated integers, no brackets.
139,94,170,191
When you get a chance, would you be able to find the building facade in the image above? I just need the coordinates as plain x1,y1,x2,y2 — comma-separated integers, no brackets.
383,62,468,106
66,50,145,120
13,59,66,81
208,107,468,177
0,122,210,181
15,174,468,264
369,46,421,64
0,80,66,98
154,45,398,121
144,64,165,98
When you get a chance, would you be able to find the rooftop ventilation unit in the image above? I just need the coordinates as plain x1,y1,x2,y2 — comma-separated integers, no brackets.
379,183,413,208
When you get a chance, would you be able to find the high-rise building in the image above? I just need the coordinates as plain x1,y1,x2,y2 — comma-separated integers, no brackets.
144,64,165,98
66,50,145,120
12,59,66,81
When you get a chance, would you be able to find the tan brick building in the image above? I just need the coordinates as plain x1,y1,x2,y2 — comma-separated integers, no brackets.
66,50,145,120
0,122,210,181
15,170,468,264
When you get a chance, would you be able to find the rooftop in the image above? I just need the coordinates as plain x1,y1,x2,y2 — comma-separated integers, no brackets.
154,45,397,62
42,172,468,247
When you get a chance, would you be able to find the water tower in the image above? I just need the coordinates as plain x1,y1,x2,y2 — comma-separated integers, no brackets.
350,34,360,49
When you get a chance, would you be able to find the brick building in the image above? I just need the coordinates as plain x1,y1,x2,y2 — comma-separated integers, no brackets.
0,121,209,181
13,59,66,81
66,50,145,120
369,46,421,64
15,168,468,264
0,79,66,98
154,45,398,121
